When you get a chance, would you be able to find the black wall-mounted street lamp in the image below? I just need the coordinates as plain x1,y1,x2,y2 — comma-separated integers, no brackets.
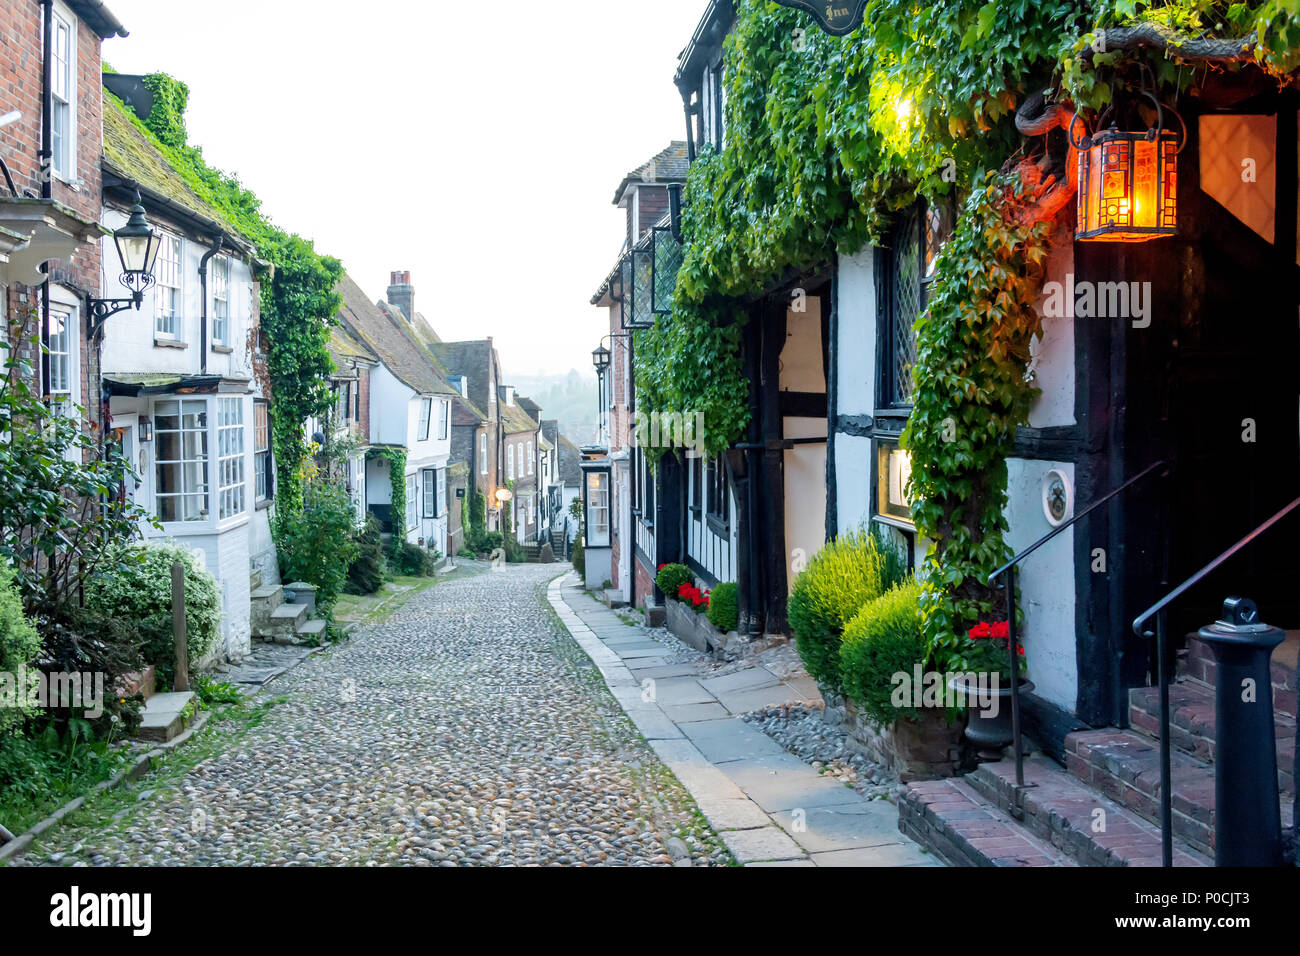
592,345,611,375
89,190,163,335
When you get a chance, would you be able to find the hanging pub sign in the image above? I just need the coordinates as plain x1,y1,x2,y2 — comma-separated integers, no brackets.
773,0,867,36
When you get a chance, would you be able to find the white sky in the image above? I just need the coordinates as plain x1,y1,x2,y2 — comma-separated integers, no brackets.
100,0,708,380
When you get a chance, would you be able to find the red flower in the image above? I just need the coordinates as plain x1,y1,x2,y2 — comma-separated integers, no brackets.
990,621,1010,640
969,623,992,640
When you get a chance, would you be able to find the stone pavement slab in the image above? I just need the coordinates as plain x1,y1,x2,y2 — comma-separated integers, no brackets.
549,573,940,868
681,718,787,763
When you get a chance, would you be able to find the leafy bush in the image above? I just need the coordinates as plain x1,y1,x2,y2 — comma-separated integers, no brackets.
85,543,220,685
276,480,361,613
788,529,895,695
706,581,739,634
345,515,386,595
838,579,925,727
0,564,40,737
391,540,440,577
656,563,692,600
0,722,134,836
35,602,145,735
572,537,585,577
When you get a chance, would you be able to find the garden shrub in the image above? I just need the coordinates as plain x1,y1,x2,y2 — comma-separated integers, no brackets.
85,543,220,685
572,537,585,577
706,581,739,634
391,540,440,577
0,564,40,737
656,563,692,600
345,515,386,595
838,579,926,727
35,603,145,735
788,529,893,695
276,480,361,612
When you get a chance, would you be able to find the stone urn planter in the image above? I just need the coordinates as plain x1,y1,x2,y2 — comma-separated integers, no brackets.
950,674,1034,760
664,599,745,661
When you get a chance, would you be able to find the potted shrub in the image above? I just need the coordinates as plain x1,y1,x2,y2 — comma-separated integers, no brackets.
948,621,1032,760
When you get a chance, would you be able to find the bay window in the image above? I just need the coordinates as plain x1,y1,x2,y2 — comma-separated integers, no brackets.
217,398,245,520
155,399,208,522
585,471,610,547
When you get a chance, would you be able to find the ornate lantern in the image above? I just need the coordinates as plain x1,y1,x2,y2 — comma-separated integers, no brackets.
1073,92,1183,242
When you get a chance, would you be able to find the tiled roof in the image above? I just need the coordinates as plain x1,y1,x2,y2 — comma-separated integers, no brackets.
328,324,376,367
429,340,495,413
500,400,538,435
557,434,583,485
611,142,689,205
335,275,456,397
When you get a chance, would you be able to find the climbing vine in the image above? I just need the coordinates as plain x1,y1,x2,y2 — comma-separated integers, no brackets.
105,76,343,528
380,449,408,550
637,0,1297,652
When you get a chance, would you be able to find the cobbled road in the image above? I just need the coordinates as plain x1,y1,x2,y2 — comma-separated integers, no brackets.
16,563,731,867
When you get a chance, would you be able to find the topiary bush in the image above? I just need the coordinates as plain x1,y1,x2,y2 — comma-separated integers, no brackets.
85,543,221,684
345,515,386,595
656,563,692,601
0,564,40,737
787,529,895,695
706,581,739,634
838,579,926,727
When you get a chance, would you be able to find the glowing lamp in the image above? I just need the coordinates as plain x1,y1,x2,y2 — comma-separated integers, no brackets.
1077,129,1178,242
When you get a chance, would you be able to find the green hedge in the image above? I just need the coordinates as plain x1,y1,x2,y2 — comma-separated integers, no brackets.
706,581,739,634
86,544,220,684
788,529,902,695
0,565,40,737
838,579,925,727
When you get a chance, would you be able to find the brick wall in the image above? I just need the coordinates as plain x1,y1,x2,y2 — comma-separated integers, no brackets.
1,1,107,438
356,366,371,443
637,186,670,238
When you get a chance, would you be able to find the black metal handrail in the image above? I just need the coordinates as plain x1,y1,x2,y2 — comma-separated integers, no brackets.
986,460,1170,812
1132,493,1300,868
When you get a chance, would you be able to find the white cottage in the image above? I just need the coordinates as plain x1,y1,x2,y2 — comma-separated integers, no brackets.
98,93,270,663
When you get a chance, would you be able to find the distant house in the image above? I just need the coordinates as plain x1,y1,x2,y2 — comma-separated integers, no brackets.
430,338,507,531
313,322,378,526
334,274,457,556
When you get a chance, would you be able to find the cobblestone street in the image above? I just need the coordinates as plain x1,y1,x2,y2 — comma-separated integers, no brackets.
13,564,731,867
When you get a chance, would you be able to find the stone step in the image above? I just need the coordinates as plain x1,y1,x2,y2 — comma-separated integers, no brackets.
295,619,327,641
250,584,285,639
1180,630,1299,720
966,757,1211,867
1128,680,1295,792
899,776,1077,866
268,601,308,638
136,691,197,743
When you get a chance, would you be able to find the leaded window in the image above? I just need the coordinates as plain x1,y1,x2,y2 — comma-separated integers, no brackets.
881,203,952,409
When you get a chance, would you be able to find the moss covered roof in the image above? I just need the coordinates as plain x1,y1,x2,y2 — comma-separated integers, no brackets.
102,94,249,244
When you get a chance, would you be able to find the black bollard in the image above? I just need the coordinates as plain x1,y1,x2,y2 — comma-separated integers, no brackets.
1196,597,1283,867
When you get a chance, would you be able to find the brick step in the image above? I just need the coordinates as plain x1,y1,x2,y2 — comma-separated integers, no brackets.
965,757,1211,867
1180,630,1298,720
1128,680,1295,791
900,777,1077,867
1066,728,1292,857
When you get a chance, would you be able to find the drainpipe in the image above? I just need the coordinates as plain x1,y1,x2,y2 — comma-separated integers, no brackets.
38,1,53,399
197,234,225,375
